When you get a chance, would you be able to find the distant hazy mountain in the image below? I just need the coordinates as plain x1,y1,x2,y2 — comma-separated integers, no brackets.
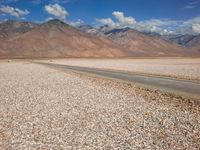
78,25,108,36
161,34,195,46
127,30,200,52
104,27,132,35
142,31,161,37
160,34,200,51
78,25,200,56
98,25,114,34
0,20,38,38
185,34,200,51
78,25,99,35
103,28,192,57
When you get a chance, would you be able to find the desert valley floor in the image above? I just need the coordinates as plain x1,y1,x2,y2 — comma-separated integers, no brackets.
0,58,200,149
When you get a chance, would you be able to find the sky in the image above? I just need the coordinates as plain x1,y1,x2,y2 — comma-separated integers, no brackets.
0,0,200,35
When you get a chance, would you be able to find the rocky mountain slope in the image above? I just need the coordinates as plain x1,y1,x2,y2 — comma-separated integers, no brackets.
0,20,129,58
0,20,199,58
162,34,195,46
185,34,200,51
78,25,199,56
104,28,193,56
162,34,200,51
0,20,38,38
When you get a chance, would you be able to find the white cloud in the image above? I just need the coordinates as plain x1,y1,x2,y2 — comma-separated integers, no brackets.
132,19,182,35
96,11,136,28
137,17,200,35
184,1,200,9
178,16,200,34
42,16,84,27
95,11,200,35
192,24,200,33
69,19,84,27
96,18,116,28
112,11,136,26
95,11,171,34
45,17,54,22
0,5,29,18
184,16,200,25
45,4,68,20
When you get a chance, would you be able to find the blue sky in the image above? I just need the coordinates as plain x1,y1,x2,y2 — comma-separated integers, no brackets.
0,0,200,34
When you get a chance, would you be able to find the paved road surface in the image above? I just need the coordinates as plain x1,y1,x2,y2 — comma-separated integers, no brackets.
37,62,200,98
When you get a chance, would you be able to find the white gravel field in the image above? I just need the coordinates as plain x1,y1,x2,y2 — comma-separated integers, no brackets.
40,58,200,81
0,62,200,149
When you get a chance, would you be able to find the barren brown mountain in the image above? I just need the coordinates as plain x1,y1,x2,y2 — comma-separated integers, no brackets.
0,20,129,58
105,28,196,56
0,20,199,58
0,20,38,38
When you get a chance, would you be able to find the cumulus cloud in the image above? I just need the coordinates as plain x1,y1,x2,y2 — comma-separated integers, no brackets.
96,11,136,28
137,17,200,35
0,5,29,18
192,24,200,33
45,17,54,22
184,16,200,25
95,18,116,28
176,16,200,34
45,4,68,20
95,11,200,35
95,11,170,33
69,19,84,26
112,11,136,26
133,19,182,34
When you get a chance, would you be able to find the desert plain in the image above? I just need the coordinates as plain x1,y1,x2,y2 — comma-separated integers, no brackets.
39,57,200,81
0,58,200,149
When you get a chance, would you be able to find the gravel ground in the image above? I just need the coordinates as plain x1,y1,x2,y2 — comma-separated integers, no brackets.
40,58,200,81
0,62,200,149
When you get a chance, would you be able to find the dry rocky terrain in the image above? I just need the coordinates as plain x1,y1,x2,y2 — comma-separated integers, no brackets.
0,62,199,149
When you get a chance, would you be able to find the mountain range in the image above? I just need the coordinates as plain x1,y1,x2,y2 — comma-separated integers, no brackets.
78,25,200,51
0,19,200,58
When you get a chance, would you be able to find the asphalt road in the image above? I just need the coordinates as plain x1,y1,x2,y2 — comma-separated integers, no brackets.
37,62,200,99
